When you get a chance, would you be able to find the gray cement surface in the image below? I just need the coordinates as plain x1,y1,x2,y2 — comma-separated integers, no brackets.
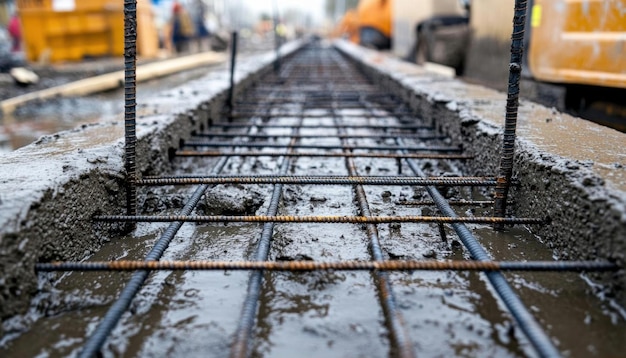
0,40,304,335
334,40,626,308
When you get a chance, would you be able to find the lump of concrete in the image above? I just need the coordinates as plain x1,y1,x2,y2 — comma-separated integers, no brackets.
10,67,39,85
198,185,265,215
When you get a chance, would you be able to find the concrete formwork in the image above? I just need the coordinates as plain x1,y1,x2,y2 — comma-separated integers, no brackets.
335,40,626,307
0,41,303,333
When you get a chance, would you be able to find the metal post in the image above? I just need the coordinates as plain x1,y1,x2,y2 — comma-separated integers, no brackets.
124,0,137,216
227,31,238,110
493,0,527,229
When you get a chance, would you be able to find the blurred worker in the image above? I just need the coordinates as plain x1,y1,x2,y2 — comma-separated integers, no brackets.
7,13,21,52
358,0,392,50
189,0,210,52
171,1,195,53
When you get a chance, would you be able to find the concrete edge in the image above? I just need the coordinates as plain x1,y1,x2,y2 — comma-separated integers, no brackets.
0,40,307,331
333,40,626,308
0,51,229,116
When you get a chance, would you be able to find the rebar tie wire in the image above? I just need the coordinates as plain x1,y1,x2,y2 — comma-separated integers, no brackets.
36,260,618,272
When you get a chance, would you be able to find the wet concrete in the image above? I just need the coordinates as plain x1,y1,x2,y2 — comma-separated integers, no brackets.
0,41,625,357
0,40,305,336
335,40,626,309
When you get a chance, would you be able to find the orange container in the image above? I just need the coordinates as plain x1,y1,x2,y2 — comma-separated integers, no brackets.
16,0,157,63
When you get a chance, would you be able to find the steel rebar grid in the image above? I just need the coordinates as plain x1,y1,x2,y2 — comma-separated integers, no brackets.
398,139,561,357
68,39,585,357
327,80,415,356
123,0,137,216
36,260,618,272
230,65,302,358
493,0,528,228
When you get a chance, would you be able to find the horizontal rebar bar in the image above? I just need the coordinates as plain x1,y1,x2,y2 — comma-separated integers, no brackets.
194,132,447,140
184,141,461,152
35,260,618,272
222,113,416,119
397,200,496,206
136,176,496,187
94,214,543,225
175,150,472,160
210,123,431,130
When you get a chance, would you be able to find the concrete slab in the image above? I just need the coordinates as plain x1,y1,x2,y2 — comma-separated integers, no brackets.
0,40,304,331
335,40,626,307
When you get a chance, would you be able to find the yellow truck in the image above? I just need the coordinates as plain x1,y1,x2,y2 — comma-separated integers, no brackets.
16,0,158,63
466,0,626,130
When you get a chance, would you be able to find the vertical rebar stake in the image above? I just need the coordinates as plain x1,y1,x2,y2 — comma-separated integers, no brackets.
493,0,527,230
227,31,238,111
123,0,138,216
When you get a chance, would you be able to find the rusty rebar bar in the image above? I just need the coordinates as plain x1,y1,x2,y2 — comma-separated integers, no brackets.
175,150,472,160
207,122,431,130
183,141,461,152
94,214,543,225
494,0,528,229
193,132,446,140
36,260,618,272
222,112,416,119
136,175,497,187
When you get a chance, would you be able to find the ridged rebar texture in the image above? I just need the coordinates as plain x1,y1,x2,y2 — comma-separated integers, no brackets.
136,175,497,186
123,0,137,216
36,260,618,272
493,0,528,227
176,150,472,160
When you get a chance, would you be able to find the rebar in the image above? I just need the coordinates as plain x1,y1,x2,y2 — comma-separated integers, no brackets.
94,214,543,225
227,31,238,110
207,122,432,130
194,132,446,140
123,0,137,216
231,59,302,358
400,137,561,357
36,260,618,272
136,175,497,187
494,0,528,228
184,141,461,152
176,150,472,160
